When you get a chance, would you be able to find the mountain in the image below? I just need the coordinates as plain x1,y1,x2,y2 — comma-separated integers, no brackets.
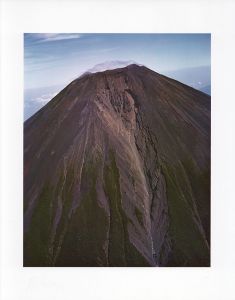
24,64,210,267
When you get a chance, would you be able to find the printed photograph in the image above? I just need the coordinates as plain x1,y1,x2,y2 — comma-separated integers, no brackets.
24,33,211,267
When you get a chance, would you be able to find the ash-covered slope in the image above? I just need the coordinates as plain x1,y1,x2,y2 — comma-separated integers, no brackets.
24,64,210,267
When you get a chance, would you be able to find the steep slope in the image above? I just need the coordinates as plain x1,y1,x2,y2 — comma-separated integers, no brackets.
24,64,210,267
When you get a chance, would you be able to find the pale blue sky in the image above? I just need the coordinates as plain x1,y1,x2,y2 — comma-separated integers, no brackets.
24,33,211,89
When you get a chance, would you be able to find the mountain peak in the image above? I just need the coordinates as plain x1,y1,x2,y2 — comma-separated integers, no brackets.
83,60,143,74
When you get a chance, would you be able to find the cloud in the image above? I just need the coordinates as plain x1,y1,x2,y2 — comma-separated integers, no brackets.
27,33,82,43
32,92,58,104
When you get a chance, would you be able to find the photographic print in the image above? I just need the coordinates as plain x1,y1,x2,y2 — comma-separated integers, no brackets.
24,33,211,267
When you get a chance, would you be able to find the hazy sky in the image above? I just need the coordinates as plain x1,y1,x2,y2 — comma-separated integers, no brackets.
24,33,211,90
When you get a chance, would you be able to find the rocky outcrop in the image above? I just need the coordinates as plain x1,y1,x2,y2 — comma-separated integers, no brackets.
24,64,210,267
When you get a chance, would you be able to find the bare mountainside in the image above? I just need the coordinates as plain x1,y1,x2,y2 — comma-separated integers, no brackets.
24,64,210,267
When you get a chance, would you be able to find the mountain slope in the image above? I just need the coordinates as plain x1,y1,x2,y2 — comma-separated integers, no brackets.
24,64,210,267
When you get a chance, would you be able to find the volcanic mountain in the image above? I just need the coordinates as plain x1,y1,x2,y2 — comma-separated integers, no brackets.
24,64,210,267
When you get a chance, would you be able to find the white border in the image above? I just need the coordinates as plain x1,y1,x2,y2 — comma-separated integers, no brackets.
1,0,235,299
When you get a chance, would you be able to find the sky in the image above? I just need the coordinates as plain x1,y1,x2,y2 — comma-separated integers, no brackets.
24,33,210,120
24,33,210,89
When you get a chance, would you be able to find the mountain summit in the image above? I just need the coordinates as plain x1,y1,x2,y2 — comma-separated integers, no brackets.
24,64,210,267
85,60,139,74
